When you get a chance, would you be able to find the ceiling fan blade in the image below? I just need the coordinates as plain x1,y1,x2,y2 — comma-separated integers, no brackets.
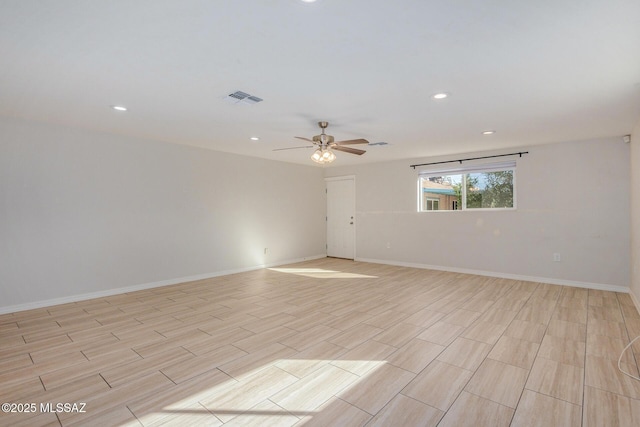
334,138,369,145
294,136,315,143
333,146,366,155
272,146,313,151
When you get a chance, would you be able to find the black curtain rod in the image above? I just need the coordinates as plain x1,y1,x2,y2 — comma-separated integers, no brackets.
410,151,529,169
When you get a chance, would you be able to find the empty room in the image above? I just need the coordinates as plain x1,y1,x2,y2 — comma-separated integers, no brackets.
2,1,640,426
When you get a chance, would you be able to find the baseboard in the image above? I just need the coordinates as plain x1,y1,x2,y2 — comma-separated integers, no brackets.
0,254,327,315
3,254,630,315
355,257,630,293
630,290,640,316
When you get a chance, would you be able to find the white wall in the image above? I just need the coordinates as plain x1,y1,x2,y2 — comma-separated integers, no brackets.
630,119,640,308
326,137,630,290
0,117,326,312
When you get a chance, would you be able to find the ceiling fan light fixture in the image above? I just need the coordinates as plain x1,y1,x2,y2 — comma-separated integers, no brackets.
311,148,336,164
322,150,335,161
311,149,323,163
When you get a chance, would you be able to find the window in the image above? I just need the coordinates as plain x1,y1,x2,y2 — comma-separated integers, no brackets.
424,198,439,211
418,161,515,212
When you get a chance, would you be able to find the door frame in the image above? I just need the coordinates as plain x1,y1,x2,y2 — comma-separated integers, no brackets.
325,175,356,260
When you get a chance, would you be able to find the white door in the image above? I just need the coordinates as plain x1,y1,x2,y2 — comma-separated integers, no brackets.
326,177,355,259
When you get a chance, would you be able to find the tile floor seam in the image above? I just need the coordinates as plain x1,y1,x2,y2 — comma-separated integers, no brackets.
499,281,556,425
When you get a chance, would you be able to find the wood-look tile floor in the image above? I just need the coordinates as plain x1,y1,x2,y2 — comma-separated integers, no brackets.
1,258,640,426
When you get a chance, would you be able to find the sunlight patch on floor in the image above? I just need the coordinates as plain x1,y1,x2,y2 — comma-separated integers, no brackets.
269,267,378,279
133,359,386,426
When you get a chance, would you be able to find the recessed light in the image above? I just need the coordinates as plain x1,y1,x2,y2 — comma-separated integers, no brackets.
111,105,127,111
300,0,317,3
482,130,496,135
250,137,260,141
432,93,448,100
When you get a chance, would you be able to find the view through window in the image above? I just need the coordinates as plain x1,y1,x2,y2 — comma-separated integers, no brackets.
418,162,515,211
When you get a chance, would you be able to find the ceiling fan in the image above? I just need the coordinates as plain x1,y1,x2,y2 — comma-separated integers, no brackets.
274,121,368,164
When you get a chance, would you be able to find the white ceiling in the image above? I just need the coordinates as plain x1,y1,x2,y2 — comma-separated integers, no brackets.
1,0,639,166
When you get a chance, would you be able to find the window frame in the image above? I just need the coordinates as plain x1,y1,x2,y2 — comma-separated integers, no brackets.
417,161,517,212
423,197,439,211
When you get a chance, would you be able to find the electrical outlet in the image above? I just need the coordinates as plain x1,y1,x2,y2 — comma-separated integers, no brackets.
553,253,561,262
264,248,268,255
386,242,391,249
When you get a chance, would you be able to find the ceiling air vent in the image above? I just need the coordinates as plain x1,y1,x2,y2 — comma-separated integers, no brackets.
228,91,250,100
368,141,389,146
245,95,263,104
224,91,263,105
